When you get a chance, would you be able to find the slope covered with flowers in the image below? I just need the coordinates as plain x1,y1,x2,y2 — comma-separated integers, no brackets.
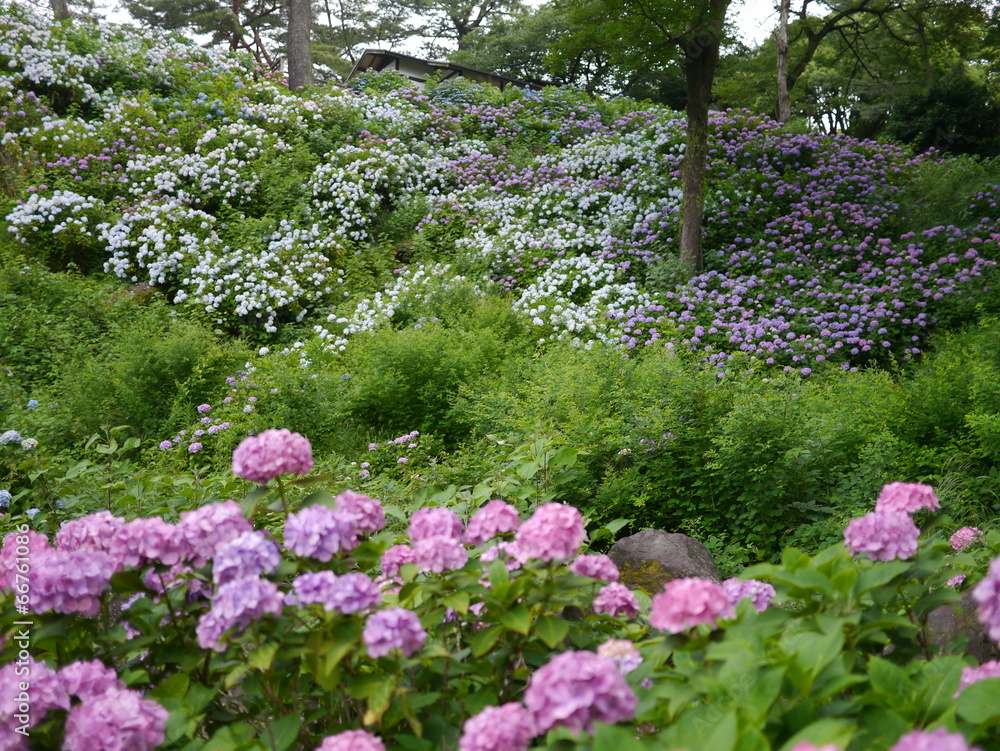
1,2,997,376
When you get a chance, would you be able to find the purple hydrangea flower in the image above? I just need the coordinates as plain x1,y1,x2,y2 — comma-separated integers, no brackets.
212,531,280,585
63,687,168,751
571,554,620,582
196,577,284,651
948,574,967,588
288,571,339,609
973,558,1000,646
593,582,640,618
955,660,1000,696
176,500,253,566
315,730,385,751
284,506,359,561
188,442,203,453
59,661,126,701
110,517,182,569
413,535,468,574
335,490,386,533
0,658,69,728
875,482,940,514
363,607,427,658
480,541,523,571
523,650,637,734
459,702,536,751
464,500,521,545
158,440,172,450
55,511,124,559
1,530,53,592
722,577,776,612
888,728,981,751
514,503,585,562
408,506,464,542
650,577,733,633
950,526,984,551
844,510,920,561
381,544,417,576
596,639,643,675
790,745,841,751
197,404,212,413
232,428,313,484
327,573,382,613
33,551,116,616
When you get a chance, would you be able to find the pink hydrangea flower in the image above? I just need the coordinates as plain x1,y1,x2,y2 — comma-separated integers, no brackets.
414,535,468,574
514,503,585,562
973,558,1000,645
888,728,980,751
232,428,313,484
791,744,841,751
176,500,253,567
459,702,536,751
212,531,280,585
0,658,69,727
55,511,124,559
381,544,417,576
62,687,168,751
875,482,940,515
722,578,776,612
363,607,426,658
596,639,643,675
110,517,182,569
33,551,116,616
950,527,984,551
843,510,920,561
464,500,521,546
409,506,464,542
571,554,620,582
196,577,284,651
59,661,126,701
335,490,385,533
948,574,967,588
315,730,385,751
650,577,733,633
284,506,359,561
524,650,637,734
593,582,640,618
955,659,1000,696
480,541,523,571
0,530,53,592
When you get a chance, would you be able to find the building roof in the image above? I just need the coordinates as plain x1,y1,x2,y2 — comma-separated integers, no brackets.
344,49,539,91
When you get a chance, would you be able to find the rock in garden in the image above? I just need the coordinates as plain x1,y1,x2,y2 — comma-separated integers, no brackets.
608,529,721,595
927,590,1000,662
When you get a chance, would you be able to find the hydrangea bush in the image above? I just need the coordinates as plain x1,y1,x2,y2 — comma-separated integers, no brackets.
2,431,999,750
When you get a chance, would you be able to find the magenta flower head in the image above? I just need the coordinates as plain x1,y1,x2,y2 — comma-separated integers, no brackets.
315,730,385,751
514,503,585,562
232,428,313,485
955,660,1000,696
464,500,521,546
381,544,417,576
176,499,253,566
571,553,620,582
284,506,359,561
596,639,643,675
335,490,386,533
593,582,640,618
1,530,53,592
62,687,168,751
524,650,637,734
650,577,733,633
0,658,69,727
844,510,920,561
196,576,284,652
363,607,427,658
212,531,281,585
950,526,984,551
110,517,182,569
790,745,841,751
973,558,1000,645
33,551,116,616
722,577,776,612
59,661,126,702
459,702,536,751
414,535,468,574
409,506,464,542
55,511,124,557
888,728,981,751
875,482,940,514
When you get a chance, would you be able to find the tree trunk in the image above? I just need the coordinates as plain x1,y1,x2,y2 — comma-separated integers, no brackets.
678,11,724,278
287,0,314,90
50,0,71,20
775,0,791,122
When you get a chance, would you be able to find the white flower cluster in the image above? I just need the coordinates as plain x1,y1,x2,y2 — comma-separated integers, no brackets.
7,190,102,241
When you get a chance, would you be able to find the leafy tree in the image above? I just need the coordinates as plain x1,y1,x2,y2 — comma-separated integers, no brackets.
399,0,527,55
312,0,418,82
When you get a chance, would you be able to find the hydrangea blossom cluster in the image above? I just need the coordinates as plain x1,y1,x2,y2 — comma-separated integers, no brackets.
284,505,360,561
722,577,777,612
523,650,637,734
650,577,734,633
570,553,620,582
464,499,520,545
888,728,981,751
874,482,940,514
288,571,382,613
232,428,313,485
408,506,464,541
362,607,427,658
62,686,169,751
972,559,1000,645
514,503,585,562
334,490,386,533
315,730,385,751
459,703,536,751
843,510,921,561
955,660,1000,696
950,526,984,551
211,531,280,585
596,639,643,675
196,576,284,651
592,583,640,618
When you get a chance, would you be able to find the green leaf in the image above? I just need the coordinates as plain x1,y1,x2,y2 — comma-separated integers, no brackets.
777,719,855,751
703,708,738,751
363,673,398,725
868,656,912,708
592,722,646,751
744,667,784,724
956,678,1000,724
500,603,531,635
534,615,570,648
300,489,336,509
443,590,470,615
109,570,150,594
856,561,912,595
265,715,300,751
248,642,279,671
470,624,504,657
149,672,189,701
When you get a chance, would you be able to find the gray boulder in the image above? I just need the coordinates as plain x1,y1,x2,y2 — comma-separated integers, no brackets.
927,590,1000,662
609,529,721,596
